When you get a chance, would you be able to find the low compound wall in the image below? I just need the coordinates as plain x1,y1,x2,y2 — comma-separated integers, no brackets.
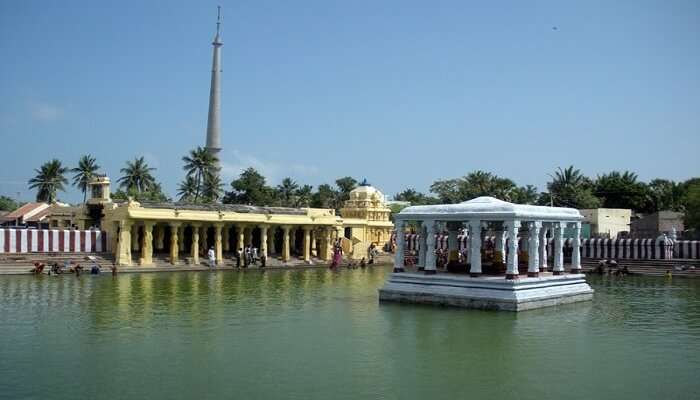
0,228,107,253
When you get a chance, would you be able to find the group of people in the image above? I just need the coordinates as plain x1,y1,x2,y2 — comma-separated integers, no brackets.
30,258,115,276
204,244,267,270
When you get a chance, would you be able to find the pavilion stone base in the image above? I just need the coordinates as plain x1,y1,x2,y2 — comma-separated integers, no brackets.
378,273,593,312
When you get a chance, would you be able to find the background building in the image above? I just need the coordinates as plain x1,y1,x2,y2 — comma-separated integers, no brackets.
630,211,684,238
580,208,631,239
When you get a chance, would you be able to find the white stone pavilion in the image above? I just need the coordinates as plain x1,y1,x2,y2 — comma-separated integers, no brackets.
379,197,594,311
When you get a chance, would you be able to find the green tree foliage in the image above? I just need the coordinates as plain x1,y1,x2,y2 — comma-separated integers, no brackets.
311,184,338,209
544,166,600,209
393,188,438,205
276,177,300,207
177,176,198,202
295,185,313,207
334,176,358,205
118,157,157,193
510,185,539,205
648,179,685,212
28,159,69,203
429,171,532,203
71,154,100,203
683,181,700,238
181,147,219,203
594,171,651,212
223,167,276,206
0,195,19,211
112,183,170,203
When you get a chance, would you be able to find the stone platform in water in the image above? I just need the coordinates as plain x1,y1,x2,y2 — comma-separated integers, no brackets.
378,272,593,311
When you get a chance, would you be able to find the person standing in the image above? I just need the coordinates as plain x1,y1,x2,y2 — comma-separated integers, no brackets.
235,248,242,268
243,245,250,268
207,246,216,270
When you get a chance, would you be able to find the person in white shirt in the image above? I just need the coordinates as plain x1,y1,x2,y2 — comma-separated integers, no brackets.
207,246,216,270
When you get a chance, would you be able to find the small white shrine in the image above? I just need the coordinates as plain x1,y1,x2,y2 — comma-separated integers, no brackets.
379,197,594,311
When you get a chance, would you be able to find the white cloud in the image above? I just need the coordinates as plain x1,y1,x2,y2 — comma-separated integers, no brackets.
31,102,64,121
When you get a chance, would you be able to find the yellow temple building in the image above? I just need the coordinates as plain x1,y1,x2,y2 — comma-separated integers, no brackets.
69,176,393,267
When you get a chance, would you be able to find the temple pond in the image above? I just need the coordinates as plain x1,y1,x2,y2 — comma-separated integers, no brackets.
1,267,698,399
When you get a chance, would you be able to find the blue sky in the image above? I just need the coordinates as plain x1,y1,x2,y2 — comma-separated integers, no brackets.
1,0,698,203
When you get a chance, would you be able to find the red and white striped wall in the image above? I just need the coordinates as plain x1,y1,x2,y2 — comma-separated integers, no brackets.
0,229,107,253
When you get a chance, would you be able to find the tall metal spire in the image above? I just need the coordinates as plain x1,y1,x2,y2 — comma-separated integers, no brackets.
205,6,223,165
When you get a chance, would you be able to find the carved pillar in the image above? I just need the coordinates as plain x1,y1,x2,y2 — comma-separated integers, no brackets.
131,224,140,252
246,226,254,246
424,220,437,275
237,224,245,252
417,224,427,271
154,225,165,251
169,222,181,265
200,225,208,254
303,226,311,262
222,225,230,252
214,223,223,265
539,225,548,272
178,226,185,253
393,220,406,273
494,227,506,266
190,224,200,265
447,222,460,263
468,220,482,276
321,227,332,261
527,221,541,277
116,220,132,266
505,220,521,279
553,222,565,275
260,224,269,258
311,230,317,257
267,226,276,255
571,222,582,273
282,225,291,262
140,221,154,266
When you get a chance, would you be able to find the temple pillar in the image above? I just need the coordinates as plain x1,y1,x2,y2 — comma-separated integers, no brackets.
571,222,582,273
178,226,185,253
468,220,482,276
200,225,208,254
237,224,245,252
169,222,181,265
322,227,332,261
214,223,224,265
140,221,154,266
417,224,427,271
447,222,460,263
539,225,548,272
191,224,200,265
393,220,406,272
494,227,506,266
424,220,437,275
222,225,230,252
131,224,140,252
281,225,291,262
154,225,165,251
260,224,269,258
267,226,276,255
527,221,541,277
311,231,317,257
246,226,254,246
505,220,521,279
303,226,311,262
553,222,565,275
116,220,132,266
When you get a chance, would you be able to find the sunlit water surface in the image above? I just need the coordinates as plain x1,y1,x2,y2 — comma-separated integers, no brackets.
1,267,698,400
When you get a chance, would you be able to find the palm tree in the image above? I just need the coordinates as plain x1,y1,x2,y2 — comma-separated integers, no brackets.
28,159,69,203
71,155,100,203
277,177,299,207
202,173,223,203
118,156,156,193
295,184,313,207
177,176,198,202
182,147,218,202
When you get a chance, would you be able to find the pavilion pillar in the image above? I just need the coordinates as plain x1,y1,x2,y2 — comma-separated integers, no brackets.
169,222,181,265
321,227,332,261
237,224,245,252
140,221,154,266
154,225,165,251
553,222,565,275
246,226,254,246
424,220,437,275
571,222,582,274
268,226,276,254
303,226,311,262
311,231,317,257
447,222,460,264
393,220,406,273
178,226,185,253
539,225,548,272
190,224,200,265
259,224,269,258
214,223,224,265
222,225,230,252
417,223,427,271
198,225,206,254
505,220,521,279
468,220,482,276
281,226,291,262
527,221,541,277
494,228,506,266
131,224,140,252
116,220,132,266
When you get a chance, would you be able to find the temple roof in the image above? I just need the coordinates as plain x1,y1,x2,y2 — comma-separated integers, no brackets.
396,196,582,221
137,202,308,215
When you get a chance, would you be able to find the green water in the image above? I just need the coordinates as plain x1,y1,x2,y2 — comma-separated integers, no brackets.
1,267,698,400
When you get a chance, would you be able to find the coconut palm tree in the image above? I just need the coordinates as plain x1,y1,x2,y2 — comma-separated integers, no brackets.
177,176,198,202
71,154,100,203
202,173,223,203
182,147,218,202
28,159,69,203
277,177,299,207
118,156,156,193
295,184,313,207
